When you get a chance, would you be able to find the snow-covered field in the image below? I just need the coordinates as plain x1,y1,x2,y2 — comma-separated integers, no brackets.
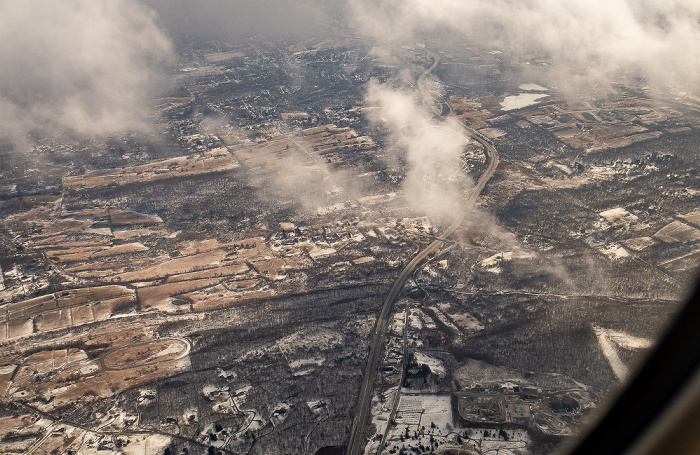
429,307,461,335
654,220,700,243
623,236,657,251
413,352,446,377
378,391,533,454
384,394,454,454
409,309,435,330
599,207,638,225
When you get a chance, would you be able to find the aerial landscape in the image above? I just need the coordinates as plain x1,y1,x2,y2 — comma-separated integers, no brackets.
1,1,700,454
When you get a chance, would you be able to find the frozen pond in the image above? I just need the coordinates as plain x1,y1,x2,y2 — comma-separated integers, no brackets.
501,93,549,111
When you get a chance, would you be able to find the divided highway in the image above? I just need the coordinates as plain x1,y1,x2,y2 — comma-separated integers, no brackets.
346,54,500,453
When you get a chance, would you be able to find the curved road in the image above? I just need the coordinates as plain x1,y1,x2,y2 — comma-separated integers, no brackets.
417,49,441,117
346,48,500,455
98,337,191,372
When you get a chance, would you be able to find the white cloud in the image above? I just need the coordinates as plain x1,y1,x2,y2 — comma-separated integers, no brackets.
350,0,700,89
0,0,173,142
366,81,472,224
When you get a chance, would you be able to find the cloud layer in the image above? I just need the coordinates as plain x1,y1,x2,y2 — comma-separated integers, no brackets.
144,0,337,47
3,0,698,147
0,0,173,142
350,0,700,89
366,81,472,224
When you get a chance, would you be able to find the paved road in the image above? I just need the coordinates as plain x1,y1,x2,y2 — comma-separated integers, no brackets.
16,401,242,455
346,96,500,455
417,49,441,116
377,310,409,454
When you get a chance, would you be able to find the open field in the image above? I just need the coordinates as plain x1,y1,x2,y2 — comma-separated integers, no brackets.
1,286,136,340
653,220,700,243
63,148,240,190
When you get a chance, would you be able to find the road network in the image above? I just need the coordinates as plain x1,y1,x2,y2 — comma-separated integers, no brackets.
346,47,500,455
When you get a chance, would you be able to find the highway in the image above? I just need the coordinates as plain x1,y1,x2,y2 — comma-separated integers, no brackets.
346,48,500,455
417,49,441,116
346,130,498,455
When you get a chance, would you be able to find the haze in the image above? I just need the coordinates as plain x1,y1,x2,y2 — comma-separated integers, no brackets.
1,0,698,144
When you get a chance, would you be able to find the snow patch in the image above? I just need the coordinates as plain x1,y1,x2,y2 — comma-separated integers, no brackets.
412,310,436,330
145,340,187,362
276,327,343,355
604,329,652,350
289,357,325,370
600,207,638,225
0,364,17,376
501,93,549,111
203,384,229,399
593,326,629,381
413,352,446,377
409,312,423,330
122,434,171,455
307,400,328,414
601,244,629,260
217,367,237,380
271,403,291,423
480,251,533,267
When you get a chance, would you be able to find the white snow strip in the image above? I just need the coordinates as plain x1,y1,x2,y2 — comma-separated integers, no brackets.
289,357,325,369
606,329,653,350
519,83,548,91
593,326,629,381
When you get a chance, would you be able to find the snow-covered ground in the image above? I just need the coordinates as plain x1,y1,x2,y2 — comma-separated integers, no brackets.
519,83,548,91
480,251,535,273
276,327,343,355
289,356,326,376
501,93,549,111
601,244,630,260
430,307,461,335
408,312,423,330
600,207,638,225
608,330,652,349
307,399,328,415
591,325,651,381
364,388,397,455
623,236,656,251
409,309,435,330
144,339,188,362
369,390,535,454
384,394,454,454
102,434,171,455
413,352,446,377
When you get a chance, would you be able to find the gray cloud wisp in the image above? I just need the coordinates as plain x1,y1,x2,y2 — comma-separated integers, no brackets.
350,0,700,90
